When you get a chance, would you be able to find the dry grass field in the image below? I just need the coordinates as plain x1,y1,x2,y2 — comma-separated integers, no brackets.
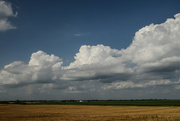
0,104,180,121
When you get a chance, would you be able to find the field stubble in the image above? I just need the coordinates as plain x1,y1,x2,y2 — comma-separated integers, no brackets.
0,104,180,121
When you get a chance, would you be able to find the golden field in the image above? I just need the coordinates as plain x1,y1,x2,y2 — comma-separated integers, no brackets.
0,104,180,121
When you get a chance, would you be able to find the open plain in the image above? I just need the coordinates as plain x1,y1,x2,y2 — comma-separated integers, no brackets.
0,104,180,121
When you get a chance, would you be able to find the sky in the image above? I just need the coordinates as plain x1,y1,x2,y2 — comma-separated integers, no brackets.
0,0,180,100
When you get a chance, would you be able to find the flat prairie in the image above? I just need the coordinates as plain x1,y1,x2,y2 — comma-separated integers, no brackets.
0,104,180,121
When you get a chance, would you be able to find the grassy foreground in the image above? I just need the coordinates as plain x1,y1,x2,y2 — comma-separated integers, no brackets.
0,104,180,121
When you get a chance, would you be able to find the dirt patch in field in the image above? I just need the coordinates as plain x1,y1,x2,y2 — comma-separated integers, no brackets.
0,105,180,121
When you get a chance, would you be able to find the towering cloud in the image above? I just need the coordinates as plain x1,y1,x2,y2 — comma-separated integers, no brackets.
64,13,180,83
123,13,180,65
0,0,17,32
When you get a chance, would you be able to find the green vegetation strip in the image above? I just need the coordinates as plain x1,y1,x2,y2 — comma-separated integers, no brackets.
1,100,180,106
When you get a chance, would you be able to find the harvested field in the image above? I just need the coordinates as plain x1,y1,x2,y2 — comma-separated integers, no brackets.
0,105,180,121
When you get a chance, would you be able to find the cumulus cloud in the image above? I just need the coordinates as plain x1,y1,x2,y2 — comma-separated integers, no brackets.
1,13,180,99
29,50,62,68
69,44,121,67
65,13,180,83
59,44,133,83
123,13,180,65
0,0,17,32
0,51,63,86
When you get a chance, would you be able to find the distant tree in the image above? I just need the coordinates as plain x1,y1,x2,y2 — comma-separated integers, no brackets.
15,100,20,104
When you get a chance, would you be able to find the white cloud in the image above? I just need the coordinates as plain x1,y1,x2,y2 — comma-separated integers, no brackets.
122,13,180,65
63,13,180,86
29,50,62,68
1,61,32,85
74,33,82,36
29,51,63,82
0,0,17,32
74,32,90,37
1,13,180,99
64,12,180,83
69,44,121,67
62,44,132,82
67,44,129,75
0,51,63,85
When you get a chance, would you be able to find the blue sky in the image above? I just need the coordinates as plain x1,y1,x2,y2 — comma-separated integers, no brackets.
1,0,180,100
1,0,180,67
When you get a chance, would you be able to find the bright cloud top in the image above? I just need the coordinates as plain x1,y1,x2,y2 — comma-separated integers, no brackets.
0,0,17,32
1,13,180,98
